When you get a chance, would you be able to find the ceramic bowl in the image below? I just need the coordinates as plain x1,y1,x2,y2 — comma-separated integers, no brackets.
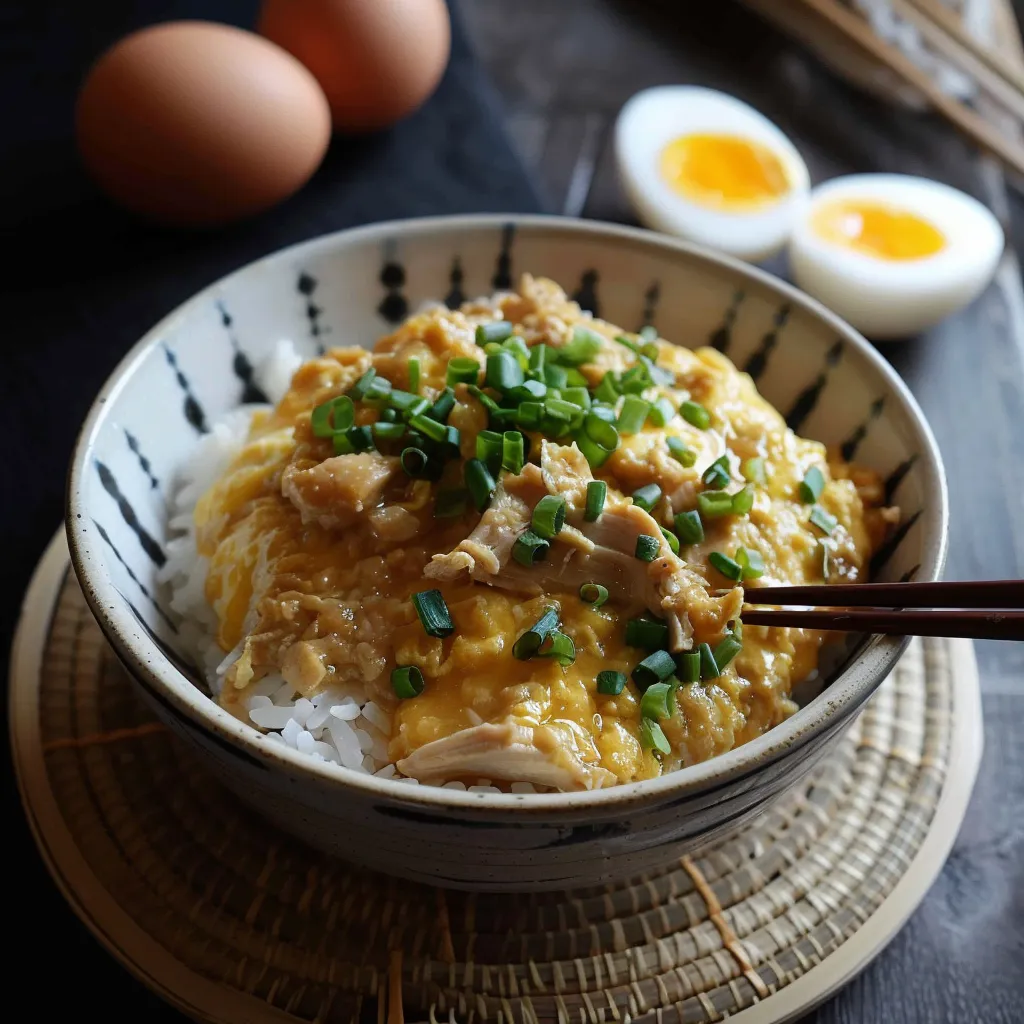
67,215,947,891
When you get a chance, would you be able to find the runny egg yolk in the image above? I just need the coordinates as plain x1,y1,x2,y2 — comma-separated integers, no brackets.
659,132,790,209
811,198,946,260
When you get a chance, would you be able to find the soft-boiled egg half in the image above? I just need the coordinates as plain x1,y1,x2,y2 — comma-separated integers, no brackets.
615,86,810,262
790,174,1004,339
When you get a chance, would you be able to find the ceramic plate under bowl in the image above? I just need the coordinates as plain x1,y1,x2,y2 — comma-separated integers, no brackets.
66,215,948,889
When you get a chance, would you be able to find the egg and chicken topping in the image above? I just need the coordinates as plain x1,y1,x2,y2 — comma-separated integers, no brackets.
196,275,894,791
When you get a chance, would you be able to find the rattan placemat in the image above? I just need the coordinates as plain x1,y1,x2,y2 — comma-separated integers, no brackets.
10,534,983,1024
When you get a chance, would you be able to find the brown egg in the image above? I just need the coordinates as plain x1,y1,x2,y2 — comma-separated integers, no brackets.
258,0,450,131
76,21,332,226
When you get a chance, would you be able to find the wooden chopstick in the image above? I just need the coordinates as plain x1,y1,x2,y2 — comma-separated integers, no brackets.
743,579,1024,609
741,607,1024,640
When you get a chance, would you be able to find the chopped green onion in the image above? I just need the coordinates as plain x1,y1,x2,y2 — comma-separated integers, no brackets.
464,458,496,511
503,335,531,367
632,649,676,690
709,551,743,581
512,530,550,567
532,495,567,539
483,342,501,356
540,630,576,667
635,534,660,562
584,412,620,451
640,681,675,721
408,358,421,393
467,384,500,419
435,488,469,518
442,425,461,456
647,397,677,428
696,490,734,519
640,341,660,360
346,425,374,452
514,401,544,429
589,404,617,423
699,642,720,680
585,480,607,521
486,351,524,391
618,366,649,395
618,395,652,435
543,364,569,390
731,486,754,515
639,718,671,755
681,400,711,430
528,344,546,373
729,618,743,643
502,430,525,474
556,326,603,365
363,375,393,403
563,386,592,409
639,325,658,342
331,432,354,455
400,447,430,477
391,665,425,699
372,421,406,441
596,670,626,695
507,379,547,403
513,607,559,660
427,387,456,423
475,429,503,469
476,320,513,345
311,395,355,437
809,505,838,535
446,357,480,387
631,484,662,512
625,617,669,651
800,465,826,504
674,510,704,545
580,583,609,606
613,333,640,354
411,589,454,638
660,527,680,554
702,455,731,489
380,408,398,423
575,431,614,469
389,389,425,414
677,651,701,683
593,373,619,403
742,456,767,484
409,413,448,444
713,635,742,671
735,546,765,579
667,436,698,467
545,397,585,426
348,368,379,400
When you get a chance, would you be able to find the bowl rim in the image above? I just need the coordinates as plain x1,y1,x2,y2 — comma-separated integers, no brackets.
66,212,949,814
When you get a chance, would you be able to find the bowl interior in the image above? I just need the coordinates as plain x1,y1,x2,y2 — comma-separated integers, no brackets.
68,215,946,801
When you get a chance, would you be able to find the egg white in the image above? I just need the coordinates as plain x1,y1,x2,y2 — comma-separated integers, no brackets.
789,174,1004,339
615,86,810,262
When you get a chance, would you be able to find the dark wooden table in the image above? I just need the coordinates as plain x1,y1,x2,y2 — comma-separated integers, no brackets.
457,1,1024,1021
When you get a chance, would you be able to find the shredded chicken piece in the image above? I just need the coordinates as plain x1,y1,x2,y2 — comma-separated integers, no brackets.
282,452,400,530
396,718,616,791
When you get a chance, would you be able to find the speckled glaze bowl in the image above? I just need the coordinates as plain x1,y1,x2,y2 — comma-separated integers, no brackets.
67,215,947,891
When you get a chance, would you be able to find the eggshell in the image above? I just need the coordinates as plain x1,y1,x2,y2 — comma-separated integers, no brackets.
258,0,450,130
76,21,332,226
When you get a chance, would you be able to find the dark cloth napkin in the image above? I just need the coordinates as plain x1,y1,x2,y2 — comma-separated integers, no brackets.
2,1,541,1014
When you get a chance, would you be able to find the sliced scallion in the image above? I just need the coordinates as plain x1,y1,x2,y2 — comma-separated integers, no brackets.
476,320,513,345
411,589,454,638
442,425,461,456
584,480,607,521
731,486,754,515
391,665,425,699
475,429,503,469
580,583,609,607
677,651,701,683
800,465,826,504
667,436,698,467
674,509,704,545
640,681,675,721
681,400,711,430
408,358,421,394
563,386,591,409
742,456,767,484
446,356,480,387
647,397,677,428
512,607,559,660
346,425,374,452
702,455,731,489
528,343,546,374
543,364,569,390
409,413,448,444
311,395,355,438
512,530,550,566
502,430,525,474
614,334,640,354
699,642,719,680
556,326,603,366
503,335,531,368
632,649,676,690
427,387,456,423
735,546,765,579
348,368,379,400
400,447,430,477
372,421,406,441
486,351,525,391
363,375,393,403
625,617,669,651
545,397,585,427
596,670,626,695
660,527,680,554
713,635,742,671
532,495,567,539
575,431,614,469
631,484,662,512
514,401,544,429
639,325,658,342
464,458,497,511
435,488,469,518
584,412,620,451
709,551,743,581
639,717,671,755
618,395,652,435
635,534,660,562
696,490,734,519
809,505,838,535
593,373,619,403
539,630,575,667
507,379,547,403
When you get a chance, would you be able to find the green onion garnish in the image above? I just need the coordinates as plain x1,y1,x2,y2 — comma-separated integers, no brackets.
532,495,567,539
311,395,355,437
442,425,461,456
639,718,671,755
503,335,531,368
584,412,620,451
435,488,469,518
660,527,680,554
713,635,742,671
618,366,649,394
331,432,354,455
696,490,734,519
614,334,640,354
545,397,585,427
400,447,430,477
446,357,480,387
391,665,425,699
408,358,421,393
593,373,619,403
800,466,825,504
647,397,677,428
640,325,658,342
540,630,576,667
625,617,669,651
681,400,711,430
709,551,743,581
507,379,547,403
580,583,609,606
617,395,651,435
809,505,838,535
380,408,398,423
348,368,379,400
699,642,720,680
515,401,544,430
702,455,731,489
575,431,614,469
556,326,603,365
347,425,374,452
731,486,754,515
596,670,626,695
427,387,455,423
677,651,701,683
372,421,406,441
363,375,393,403
467,384,500,419
563,387,591,409
411,589,454,638
735,546,765,579
585,480,607,521
742,456,767,484
544,364,569,390
674,509,704,545
409,413,448,444
512,530,550,566
464,458,496,511
502,430,525,474
640,681,675,721
667,436,698,467
486,351,524,391
475,429,503,469
635,534,660,562
632,649,676,690
528,344,545,373
388,389,421,413
476,320,513,345
512,607,559,660
631,484,662,512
